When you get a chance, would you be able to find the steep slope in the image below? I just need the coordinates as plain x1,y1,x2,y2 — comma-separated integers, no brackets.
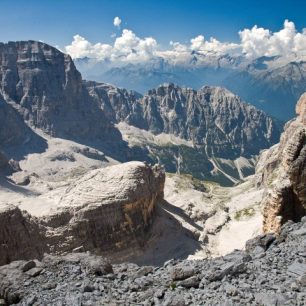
0,41,122,147
1,218,306,305
0,162,165,265
257,92,306,233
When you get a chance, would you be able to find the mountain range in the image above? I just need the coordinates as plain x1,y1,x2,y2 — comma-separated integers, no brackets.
0,41,281,185
75,53,306,121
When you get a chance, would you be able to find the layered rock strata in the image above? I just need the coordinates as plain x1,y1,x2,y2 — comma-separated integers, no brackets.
259,93,306,233
0,162,165,265
0,41,121,144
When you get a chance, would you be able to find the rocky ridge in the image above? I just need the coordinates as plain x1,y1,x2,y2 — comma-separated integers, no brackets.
0,41,281,185
257,93,306,233
0,41,123,158
1,217,305,305
87,82,280,159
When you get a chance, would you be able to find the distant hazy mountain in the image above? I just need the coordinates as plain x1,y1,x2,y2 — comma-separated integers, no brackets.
75,54,306,121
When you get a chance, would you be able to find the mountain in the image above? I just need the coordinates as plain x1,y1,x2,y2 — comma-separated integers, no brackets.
0,41,281,185
0,41,122,151
85,82,281,185
222,59,306,120
76,55,306,121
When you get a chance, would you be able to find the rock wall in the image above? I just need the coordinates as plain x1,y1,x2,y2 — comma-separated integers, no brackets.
44,162,165,256
0,41,121,143
260,93,306,233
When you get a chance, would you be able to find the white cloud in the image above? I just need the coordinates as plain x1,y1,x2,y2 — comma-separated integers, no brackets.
239,20,306,58
65,30,158,62
65,20,306,64
113,16,122,28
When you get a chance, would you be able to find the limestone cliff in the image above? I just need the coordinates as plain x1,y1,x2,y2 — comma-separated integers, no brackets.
86,82,280,159
259,93,306,233
0,41,121,144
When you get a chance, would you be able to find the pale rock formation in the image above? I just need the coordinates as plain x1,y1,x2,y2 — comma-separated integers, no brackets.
0,162,165,265
259,93,306,233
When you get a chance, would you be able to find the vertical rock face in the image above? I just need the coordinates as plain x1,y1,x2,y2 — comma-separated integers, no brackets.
0,41,121,142
260,93,306,233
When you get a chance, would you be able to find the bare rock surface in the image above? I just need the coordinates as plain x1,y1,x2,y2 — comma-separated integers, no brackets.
1,217,305,305
0,204,47,266
0,162,165,265
258,93,306,233
44,161,165,256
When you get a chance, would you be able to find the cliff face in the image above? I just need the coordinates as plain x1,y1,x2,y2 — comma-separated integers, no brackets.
0,162,165,264
259,93,306,233
0,41,121,143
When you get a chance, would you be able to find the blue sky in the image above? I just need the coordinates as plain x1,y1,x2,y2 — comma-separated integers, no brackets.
1,0,306,49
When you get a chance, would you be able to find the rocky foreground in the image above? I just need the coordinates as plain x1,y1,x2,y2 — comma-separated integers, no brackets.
1,218,305,305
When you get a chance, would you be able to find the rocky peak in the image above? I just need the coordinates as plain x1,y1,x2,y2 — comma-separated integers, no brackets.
296,92,306,124
0,41,121,143
107,83,280,159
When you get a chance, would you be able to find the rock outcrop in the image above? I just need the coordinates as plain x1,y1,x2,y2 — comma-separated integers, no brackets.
1,217,306,305
259,93,306,233
0,205,47,266
0,162,165,265
44,161,165,256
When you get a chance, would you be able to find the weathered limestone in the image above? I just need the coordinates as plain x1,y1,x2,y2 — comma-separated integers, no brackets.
43,161,165,255
260,93,306,233
0,162,165,265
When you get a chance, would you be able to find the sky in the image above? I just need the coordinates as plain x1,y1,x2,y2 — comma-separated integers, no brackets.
1,0,306,63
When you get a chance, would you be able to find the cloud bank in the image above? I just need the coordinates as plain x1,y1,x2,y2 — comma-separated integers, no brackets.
65,20,306,65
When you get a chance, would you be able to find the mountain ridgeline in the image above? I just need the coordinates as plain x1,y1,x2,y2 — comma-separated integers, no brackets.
76,55,306,121
0,41,281,185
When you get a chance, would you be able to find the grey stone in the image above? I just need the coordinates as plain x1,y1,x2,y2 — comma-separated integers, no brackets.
25,267,43,277
21,260,36,272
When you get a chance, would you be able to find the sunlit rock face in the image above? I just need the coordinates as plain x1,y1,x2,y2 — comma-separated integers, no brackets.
258,93,306,233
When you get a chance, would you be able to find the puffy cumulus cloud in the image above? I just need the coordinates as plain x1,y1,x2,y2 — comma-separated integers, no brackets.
65,35,113,60
113,29,157,61
113,16,121,28
190,35,240,55
65,30,158,62
65,20,306,65
239,20,306,58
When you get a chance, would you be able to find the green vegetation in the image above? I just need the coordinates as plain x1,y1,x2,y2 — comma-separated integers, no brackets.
234,207,256,220
170,282,177,290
